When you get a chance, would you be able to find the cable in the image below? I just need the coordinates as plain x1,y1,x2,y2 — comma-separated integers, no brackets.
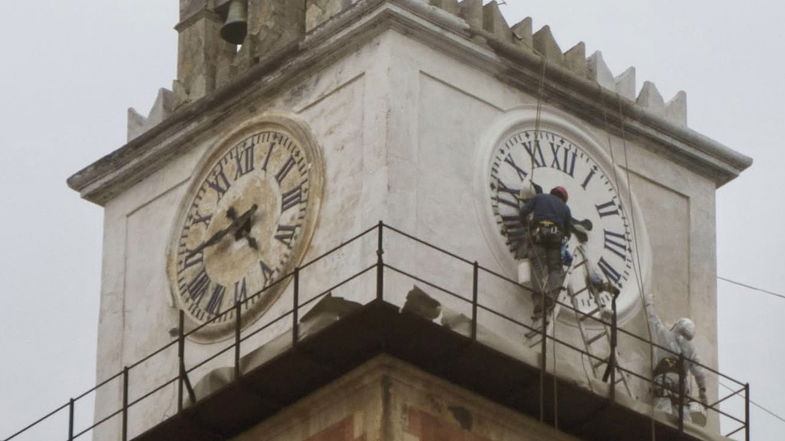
719,381,785,425
718,277,785,301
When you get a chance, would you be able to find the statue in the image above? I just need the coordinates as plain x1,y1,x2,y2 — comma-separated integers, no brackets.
644,295,708,425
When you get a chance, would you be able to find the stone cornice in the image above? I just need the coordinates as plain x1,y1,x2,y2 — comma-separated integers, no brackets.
68,0,751,205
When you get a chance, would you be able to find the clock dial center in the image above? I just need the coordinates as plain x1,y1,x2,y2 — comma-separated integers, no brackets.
203,173,280,287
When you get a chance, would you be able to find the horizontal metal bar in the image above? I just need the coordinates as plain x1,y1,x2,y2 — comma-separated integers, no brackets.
709,386,745,409
384,264,471,304
3,401,70,441
383,224,474,266
297,264,377,310
73,408,124,440
128,375,180,408
299,224,377,271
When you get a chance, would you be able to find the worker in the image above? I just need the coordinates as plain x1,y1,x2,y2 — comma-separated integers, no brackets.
644,295,708,424
520,186,571,319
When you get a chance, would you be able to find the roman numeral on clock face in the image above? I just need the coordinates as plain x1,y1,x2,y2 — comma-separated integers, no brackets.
188,268,211,304
522,140,546,168
181,250,203,269
206,168,231,200
597,257,622,285
276,156,296,184
549,143,577,177
234,278,248,304
603,229,628,259
596,200,620,218
206,285,226,316
275,224,299,247
259,260,275,286
503,153,529,181
234,143,255,179
281,184,305,212
190,208,212,228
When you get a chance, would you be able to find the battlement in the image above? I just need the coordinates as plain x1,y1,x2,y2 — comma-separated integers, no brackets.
131,0,684,145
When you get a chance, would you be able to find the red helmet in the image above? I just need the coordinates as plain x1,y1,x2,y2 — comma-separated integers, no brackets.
550,186,568,202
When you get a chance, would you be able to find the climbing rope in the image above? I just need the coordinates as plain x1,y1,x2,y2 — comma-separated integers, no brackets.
598,82,657,441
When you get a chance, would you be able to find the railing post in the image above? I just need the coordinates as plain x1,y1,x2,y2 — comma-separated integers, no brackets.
177,311,185,413
608,295,618,403
122,367,129,441
539,290,547,424
471,261,478,341
376,221,384,301
293,267,300,346
67,398,74,441
234,301,242,379
745,383,750,441
677,353,685,433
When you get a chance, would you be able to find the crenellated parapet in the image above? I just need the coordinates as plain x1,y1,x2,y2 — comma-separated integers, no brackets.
129,0,690,141
431,0,688,127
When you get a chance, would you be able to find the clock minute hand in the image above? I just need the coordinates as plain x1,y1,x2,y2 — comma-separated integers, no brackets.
186,204,259,259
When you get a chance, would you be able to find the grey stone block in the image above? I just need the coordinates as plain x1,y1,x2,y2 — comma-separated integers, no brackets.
482,1,510,42
532,25,563,64
564,42,587,78
511,17,532,48
637,80,666,113
615,66,636,100
588,50,615,91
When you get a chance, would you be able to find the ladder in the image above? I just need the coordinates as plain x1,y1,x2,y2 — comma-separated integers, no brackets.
524,244,635,398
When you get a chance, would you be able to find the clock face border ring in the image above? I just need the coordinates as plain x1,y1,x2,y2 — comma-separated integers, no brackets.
472,105,653,325
165,113,325,343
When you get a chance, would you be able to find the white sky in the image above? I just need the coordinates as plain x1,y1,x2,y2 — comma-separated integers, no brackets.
0,1,783,440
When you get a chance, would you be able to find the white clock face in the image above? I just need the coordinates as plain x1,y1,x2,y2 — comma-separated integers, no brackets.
167,118,323,341
487,128,648,322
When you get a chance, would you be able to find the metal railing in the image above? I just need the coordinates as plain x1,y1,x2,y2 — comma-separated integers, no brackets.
3,222,750,441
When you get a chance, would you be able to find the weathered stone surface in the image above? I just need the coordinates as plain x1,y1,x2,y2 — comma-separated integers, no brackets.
665,90,688,127
587,50,615,91
510,17,532,48
563,42,587,78
637,80,666,113
615,66,636,100
232,356,584,441
307,0,355,32
458,0,483,30
127,88,175,141
482,1,510,43
174,10,235,106
429,0,459,15
532,25,563,64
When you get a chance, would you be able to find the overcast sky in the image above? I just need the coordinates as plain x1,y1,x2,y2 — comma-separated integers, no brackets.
0,1,783,440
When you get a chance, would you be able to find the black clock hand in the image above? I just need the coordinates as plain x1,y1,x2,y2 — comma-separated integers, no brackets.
187,204,258,258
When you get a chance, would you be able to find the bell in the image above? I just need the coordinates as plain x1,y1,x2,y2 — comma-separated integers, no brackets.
220,0,248,45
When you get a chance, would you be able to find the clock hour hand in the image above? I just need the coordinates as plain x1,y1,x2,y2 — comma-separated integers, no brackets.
186,204,258,258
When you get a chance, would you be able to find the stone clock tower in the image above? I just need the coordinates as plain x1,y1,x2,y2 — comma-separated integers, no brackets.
64,1,751,441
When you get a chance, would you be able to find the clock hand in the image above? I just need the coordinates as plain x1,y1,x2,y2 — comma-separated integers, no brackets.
186,204,258,258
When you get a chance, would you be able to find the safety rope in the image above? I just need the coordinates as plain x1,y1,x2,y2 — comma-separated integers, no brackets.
598,83,656,441
531,55,548,185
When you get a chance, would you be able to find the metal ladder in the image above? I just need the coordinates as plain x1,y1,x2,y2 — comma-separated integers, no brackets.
524,244,635,398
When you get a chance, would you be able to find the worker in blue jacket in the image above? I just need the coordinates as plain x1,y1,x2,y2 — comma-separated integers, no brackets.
520,186,571,319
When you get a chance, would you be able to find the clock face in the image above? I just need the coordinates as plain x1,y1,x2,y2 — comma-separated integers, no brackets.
167,118,323,341
487,127,648,323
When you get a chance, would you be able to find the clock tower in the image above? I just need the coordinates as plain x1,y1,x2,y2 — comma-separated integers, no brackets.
62,1,751,441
